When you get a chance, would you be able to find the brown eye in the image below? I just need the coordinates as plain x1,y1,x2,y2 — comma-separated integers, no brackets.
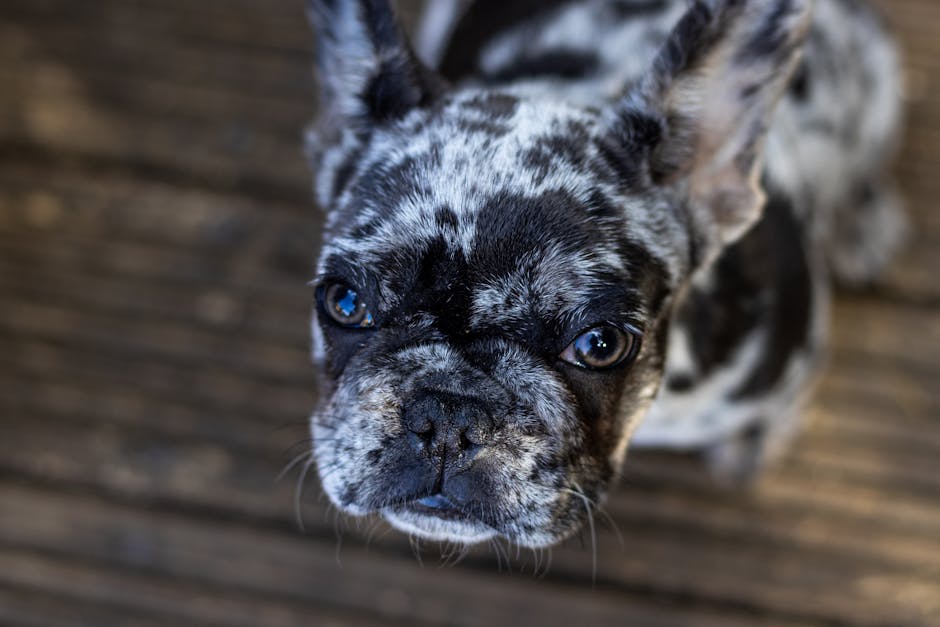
560,325,639,370
322,283,375,328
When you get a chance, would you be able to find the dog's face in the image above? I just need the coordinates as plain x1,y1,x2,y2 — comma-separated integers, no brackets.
306,0,810,547
311,94,678,545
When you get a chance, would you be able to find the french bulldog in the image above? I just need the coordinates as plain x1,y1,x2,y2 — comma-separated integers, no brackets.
304,0,904,547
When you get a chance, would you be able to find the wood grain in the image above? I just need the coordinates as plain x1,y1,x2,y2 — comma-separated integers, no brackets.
0,0,937,625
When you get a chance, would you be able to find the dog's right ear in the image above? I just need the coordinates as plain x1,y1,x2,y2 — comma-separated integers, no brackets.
308,0,445,131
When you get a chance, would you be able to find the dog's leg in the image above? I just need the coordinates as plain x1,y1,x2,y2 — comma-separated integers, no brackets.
827,179,907,286
703,408,800,487
704,422,772,487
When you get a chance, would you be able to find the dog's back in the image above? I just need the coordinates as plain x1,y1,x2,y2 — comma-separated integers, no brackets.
418,0,905,479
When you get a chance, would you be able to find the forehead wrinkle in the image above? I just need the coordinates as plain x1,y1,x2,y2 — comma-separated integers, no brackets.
326,81,689,283
367,90,609,205
469,240,628,331
323,87,682,315
334,90,626,236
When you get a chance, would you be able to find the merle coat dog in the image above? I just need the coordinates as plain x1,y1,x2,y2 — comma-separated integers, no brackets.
304,0,904,547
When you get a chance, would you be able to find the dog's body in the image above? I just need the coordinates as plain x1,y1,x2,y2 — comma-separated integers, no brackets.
415,0,904,477
306,0,904,546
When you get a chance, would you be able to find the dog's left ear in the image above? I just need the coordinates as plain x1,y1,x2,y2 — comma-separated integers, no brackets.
308,0,445,130
610,0,812,264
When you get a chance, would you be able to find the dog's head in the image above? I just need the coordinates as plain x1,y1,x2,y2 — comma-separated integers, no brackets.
305,0,810,547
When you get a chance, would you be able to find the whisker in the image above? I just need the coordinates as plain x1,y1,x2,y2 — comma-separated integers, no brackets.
294,455,316,533
276,449,311,484
531,546,542,577
487,538,499,572
567,484,598,585
595,505,624,549
409,534,425,567
283,437,315,454
540,546,552,578
333,509,345,566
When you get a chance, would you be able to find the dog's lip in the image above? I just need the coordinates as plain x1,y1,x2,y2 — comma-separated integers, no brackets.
416,494,454,510
406,493,466,520
382,496,498,544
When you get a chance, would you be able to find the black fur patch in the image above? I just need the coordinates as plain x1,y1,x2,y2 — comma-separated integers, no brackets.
609,0,670,19
439,0,576,80
672,190,812,397
484,49,601,83
739,0,797,62
732,194,812,398
460,93,521,119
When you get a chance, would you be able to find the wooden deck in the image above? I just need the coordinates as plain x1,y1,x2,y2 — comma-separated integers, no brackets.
1,1,938,625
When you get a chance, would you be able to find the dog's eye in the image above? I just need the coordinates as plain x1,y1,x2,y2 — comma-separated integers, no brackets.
559,325,639,370
321,283,375,329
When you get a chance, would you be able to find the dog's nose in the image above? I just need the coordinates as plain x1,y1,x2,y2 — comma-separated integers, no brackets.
402,391,493,459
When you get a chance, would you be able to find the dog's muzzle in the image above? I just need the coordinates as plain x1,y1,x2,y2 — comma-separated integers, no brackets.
400,389,495,510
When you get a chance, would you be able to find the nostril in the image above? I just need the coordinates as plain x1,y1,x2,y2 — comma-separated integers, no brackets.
407,430,434,454
408,418,433,435
403,398,434,432
405,422,435,455
461,423,490,448
459,430,474,453
458,403,493,448
403,402,437,454
402,391,495,457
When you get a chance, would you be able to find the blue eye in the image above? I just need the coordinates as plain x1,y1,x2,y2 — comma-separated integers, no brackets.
335,289,358,317
323,283,375,328
559,325,639,370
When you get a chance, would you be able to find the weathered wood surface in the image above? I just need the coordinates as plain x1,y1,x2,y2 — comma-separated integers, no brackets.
0,0,938,625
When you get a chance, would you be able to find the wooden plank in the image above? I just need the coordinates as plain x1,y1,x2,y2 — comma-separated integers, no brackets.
0,300,310,384
620,455,940,542
0,336,314,438
0,21,314,100
829,297,940,371
0,60,312,139
0,549,407,627
0,233,302,299
0,584,204,627
0,371,307,459
0,163,312,236
1,410,938,626
0,260,311,345
0,0,314,51
0,483,810,627
810,391,940,456
0,108,310,198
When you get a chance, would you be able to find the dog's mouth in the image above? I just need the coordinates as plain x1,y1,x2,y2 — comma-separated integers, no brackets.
382,493,498,544
408,494,465,520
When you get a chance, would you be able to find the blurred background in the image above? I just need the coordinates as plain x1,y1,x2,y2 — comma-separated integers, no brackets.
0,0,938,625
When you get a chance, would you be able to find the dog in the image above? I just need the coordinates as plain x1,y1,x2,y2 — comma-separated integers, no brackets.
304,0,904,548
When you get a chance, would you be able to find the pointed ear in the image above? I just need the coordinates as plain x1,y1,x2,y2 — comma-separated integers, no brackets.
308,0,445,129
612,0,812,262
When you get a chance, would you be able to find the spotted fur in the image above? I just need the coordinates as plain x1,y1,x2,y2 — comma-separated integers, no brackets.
305,0,904,546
